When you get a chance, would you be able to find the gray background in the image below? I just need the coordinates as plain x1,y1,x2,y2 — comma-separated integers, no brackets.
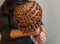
0,0,60,44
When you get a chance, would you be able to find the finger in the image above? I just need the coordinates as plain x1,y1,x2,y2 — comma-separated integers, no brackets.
37,39,42,43
41,38,46,43
35,37,44,44
38,39,43,44
35,36,41,41
40,34,45,39
40,35,46,40
40,33,46,38
39,35,46,40
41,37,46,42
41,37,45,40
35,28,40,35
40,35,44,38
40,32,46,38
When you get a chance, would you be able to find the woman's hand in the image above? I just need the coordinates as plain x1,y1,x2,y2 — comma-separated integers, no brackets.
33,31,46,44
39,31,46,43
33,25,47,44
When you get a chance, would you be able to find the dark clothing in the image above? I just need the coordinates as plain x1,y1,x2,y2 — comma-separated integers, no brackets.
0,36,35,44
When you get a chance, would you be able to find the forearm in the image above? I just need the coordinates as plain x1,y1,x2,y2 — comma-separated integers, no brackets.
10,29,23,38
10,29,37,38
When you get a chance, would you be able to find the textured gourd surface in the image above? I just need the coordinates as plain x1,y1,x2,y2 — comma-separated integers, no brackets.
13,1,42,33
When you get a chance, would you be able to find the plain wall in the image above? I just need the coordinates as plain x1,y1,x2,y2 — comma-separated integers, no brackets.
46,0,60,44
0,0,60,44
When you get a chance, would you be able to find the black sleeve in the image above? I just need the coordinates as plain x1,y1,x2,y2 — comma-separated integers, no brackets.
0,14,12,39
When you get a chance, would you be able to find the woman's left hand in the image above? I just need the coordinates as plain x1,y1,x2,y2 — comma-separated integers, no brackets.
40,31,46,43
33,31,46,44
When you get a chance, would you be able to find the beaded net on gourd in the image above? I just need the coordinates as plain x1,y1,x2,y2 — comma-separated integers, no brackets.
13,1,42,33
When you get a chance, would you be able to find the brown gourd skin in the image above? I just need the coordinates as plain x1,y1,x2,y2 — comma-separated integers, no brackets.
13,1,42,34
